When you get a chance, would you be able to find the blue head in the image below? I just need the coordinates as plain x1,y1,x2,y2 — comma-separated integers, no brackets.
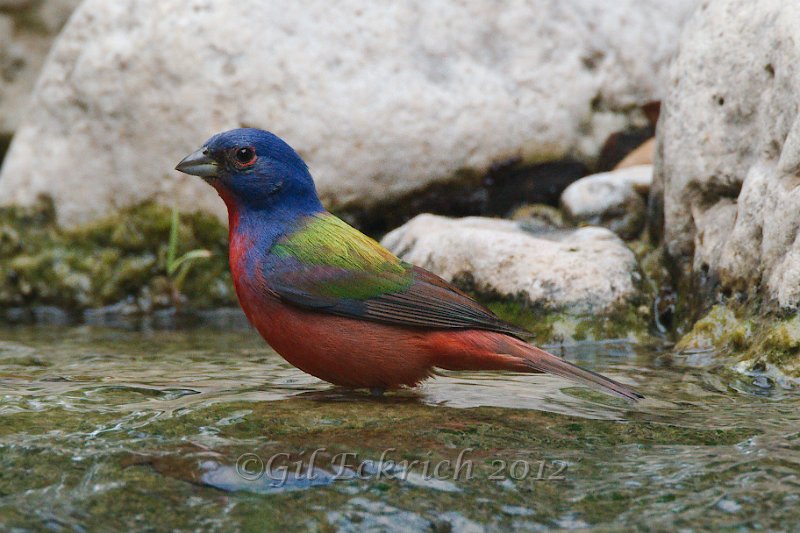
176,128,323,216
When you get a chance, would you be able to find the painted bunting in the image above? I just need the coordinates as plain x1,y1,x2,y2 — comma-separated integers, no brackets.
176,128,642,401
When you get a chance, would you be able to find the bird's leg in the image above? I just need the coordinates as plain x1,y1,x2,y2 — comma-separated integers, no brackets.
369,387,386,397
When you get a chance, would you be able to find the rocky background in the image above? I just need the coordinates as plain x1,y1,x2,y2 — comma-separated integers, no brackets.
0,0,80,154
2,0,798,378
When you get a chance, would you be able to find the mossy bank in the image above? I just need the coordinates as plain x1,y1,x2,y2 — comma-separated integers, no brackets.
677,304,800,380
0,197,654,343
0,197,235,318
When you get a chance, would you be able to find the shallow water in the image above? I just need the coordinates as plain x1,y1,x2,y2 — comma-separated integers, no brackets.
0,323,797,531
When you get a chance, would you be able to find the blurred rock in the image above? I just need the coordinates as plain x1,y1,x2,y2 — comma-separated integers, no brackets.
653,0,800,310
483,159,589,217
344,158,588,236
509,203,566,233
596,126,654,172
31,305,70,325
641,101,662,127
561,165,651,240
381,214,642,315
614,138,654,169
595,101,659,172
0,0,80,141
0,0,697,227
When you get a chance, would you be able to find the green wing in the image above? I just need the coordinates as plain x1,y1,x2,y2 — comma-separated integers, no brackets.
267,213,529,338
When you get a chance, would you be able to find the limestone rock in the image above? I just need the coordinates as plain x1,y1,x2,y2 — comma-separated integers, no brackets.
0,0,80,138
381,214,642,315
561,164,651,239
0,0,697,227
653,0,800,310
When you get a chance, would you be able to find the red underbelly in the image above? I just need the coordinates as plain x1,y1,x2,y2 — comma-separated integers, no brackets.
231,266,527,388
240,293,438,388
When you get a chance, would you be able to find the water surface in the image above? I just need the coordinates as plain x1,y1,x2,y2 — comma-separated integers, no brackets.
0,323,797,531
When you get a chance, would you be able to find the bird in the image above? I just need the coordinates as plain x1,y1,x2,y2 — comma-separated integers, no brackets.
175,128,642,401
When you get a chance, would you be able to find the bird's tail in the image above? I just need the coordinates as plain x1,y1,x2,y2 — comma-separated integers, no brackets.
509,340,644,402
429,330,643,401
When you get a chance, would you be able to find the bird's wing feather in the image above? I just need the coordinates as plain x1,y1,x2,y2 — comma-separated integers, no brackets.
265,213,530,338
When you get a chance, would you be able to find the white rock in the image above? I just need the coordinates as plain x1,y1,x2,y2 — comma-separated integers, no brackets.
381,214,641,315
654,0,800,310
561,164,652,239
0,0,80,137
0,0,698,227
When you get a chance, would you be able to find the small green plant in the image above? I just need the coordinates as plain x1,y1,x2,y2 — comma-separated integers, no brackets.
166,206,212,304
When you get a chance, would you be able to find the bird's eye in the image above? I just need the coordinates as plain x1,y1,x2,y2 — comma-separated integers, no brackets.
232,146,256,167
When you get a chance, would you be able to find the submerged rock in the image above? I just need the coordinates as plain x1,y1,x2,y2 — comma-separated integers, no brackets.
381,214,643,317
0,0,697,227
561,165,652,240
676,304,800,380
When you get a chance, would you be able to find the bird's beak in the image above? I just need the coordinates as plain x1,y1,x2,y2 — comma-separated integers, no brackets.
175,148,218,179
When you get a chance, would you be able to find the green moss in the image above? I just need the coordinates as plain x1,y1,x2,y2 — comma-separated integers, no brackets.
0,197,234,314
510,203,567,232
745,315,800,377
633,241,666,288
140,398,755,451
484,298,651,344
675,305,743,353
676,303,800,378
0,409,121,438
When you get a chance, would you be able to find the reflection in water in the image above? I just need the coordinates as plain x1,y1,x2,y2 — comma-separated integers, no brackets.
0,325,797,530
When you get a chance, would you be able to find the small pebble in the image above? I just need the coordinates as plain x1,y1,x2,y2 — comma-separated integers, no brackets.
717,498,741,513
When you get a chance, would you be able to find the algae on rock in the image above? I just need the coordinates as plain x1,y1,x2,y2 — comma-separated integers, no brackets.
486,298,651,345
0,197,235,316
676,304,800,380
